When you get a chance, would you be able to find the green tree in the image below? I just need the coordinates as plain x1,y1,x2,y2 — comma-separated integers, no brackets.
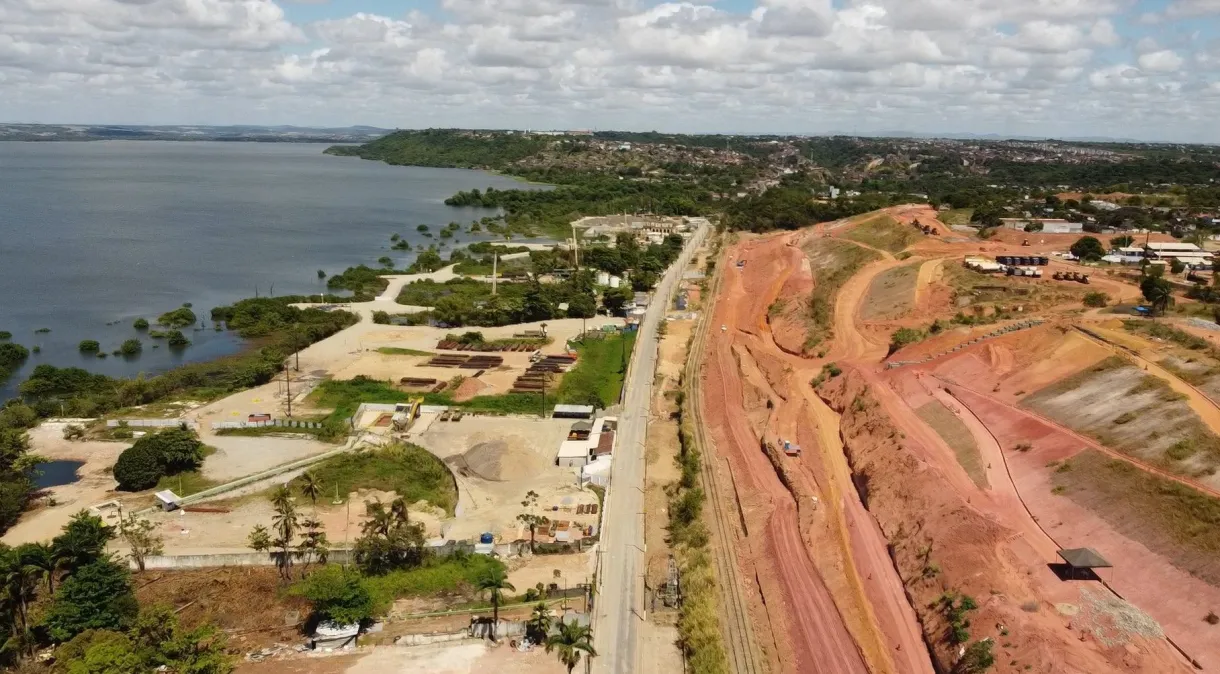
545,618,596,673
566,293,597,319
1069,236,1105,261
112,446,162,491
133,318,149,330
166,330,190,348
61,630,143,674
270,487,299,582
52,511,116,574
119,340,142,356
78,340,101,353
299,471,323,514
1171,258,1186,274
119,514,163,573
1141,276,1175,316
43,559,139,642
247,525,271,554
1110,235,1134,248
601,286,633,315
134,427,204,472
476,566,516,641
292,566,375,626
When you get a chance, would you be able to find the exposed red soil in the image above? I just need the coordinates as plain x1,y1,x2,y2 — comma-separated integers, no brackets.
818,371,1193,674
700,206,1200,674
950,387,1220,669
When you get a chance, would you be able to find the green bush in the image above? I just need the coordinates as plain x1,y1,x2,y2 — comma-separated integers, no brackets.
888,327,925,356
1083,292,1109,308
0,331,10,340
113,446,163,491
119,339,142,356
133,318,149,330
78,340,101,353
157,307,197,328
166,330,190,347
292,566,377,625
372,311,391,325
0,342,29,372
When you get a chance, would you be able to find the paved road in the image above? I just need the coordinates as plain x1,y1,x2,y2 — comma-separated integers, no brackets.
593,221,709,674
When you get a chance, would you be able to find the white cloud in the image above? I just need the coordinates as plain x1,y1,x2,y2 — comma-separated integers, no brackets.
1165,0,1220,18
1138,49,1185,71
0,0,1216,140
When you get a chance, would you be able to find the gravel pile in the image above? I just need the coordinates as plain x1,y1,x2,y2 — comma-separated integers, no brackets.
1071,586,1163,648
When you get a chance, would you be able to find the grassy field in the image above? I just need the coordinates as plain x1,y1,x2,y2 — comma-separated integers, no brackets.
292,443,457,514
1052,450,1220,585
940,209,974,226
375,347,434,357
916,401,988,488
156,446,219,497
843,215,920,253
803,239,881,350
309,377,413,421
861,262,920,321
555,332,636,407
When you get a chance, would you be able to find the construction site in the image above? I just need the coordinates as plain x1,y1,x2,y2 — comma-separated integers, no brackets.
692,204,1220,674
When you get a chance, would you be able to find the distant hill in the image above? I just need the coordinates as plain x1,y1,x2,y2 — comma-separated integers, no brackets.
0,123,392,143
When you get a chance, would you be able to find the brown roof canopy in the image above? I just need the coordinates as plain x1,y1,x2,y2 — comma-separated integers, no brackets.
1058,548,1112,569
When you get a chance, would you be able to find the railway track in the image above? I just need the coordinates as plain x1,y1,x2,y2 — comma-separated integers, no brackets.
684,242,766,674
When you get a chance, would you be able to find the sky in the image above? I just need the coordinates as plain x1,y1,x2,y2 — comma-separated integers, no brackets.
3,0,1220,141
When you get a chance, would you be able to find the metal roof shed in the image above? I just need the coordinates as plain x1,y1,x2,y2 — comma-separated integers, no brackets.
553,404,594,419
1058,547,1113,581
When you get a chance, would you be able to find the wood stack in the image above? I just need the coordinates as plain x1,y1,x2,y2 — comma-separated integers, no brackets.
435,340,539,352
510,353,578,394
462,355,502,369
426,354,469,368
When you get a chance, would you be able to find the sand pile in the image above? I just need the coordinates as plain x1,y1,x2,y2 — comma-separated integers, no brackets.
451,434,545,482
452,377,489,402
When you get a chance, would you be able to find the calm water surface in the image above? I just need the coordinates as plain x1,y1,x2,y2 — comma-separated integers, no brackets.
0,141,531,396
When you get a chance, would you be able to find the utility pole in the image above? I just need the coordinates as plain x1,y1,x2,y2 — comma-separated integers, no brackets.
572,223,580,268
285,366,292,417
492,253,498,296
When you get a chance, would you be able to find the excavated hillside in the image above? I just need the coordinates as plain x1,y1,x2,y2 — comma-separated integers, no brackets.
817,368,1193,674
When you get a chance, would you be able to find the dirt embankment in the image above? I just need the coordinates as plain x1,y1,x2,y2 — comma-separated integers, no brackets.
817,369,1192,674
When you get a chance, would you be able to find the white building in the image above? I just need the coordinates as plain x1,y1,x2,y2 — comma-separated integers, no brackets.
1144,242,1214,267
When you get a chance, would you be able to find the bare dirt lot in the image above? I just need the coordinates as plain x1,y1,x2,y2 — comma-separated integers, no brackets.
236,640,569,674
412,416,598,542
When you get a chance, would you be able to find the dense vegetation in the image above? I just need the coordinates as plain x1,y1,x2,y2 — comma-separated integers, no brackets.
1,511,232,671
156,306,197,328
0,343,29,380
113,427,206,491
326,129,548,169
13,300,356,422
554,333,636,409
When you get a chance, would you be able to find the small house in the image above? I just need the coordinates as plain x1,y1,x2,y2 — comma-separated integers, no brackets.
154,490,181,512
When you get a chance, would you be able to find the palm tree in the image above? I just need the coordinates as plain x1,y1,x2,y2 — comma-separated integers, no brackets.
298,472,323,515
545,618,596,673
526,602,553,642
389,496,410,528
361,499,393,537
271,494,300,581
16,543,55,593
476,567,516,641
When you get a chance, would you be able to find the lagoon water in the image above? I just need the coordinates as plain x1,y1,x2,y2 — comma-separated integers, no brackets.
0,141,526,397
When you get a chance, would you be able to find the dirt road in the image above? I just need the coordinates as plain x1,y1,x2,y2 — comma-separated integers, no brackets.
700,227,933,674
